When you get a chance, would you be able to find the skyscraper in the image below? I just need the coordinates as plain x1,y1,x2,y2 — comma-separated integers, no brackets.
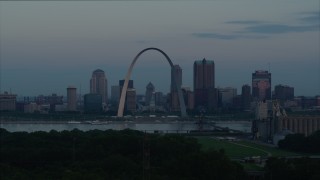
274,84,294,102
90,69,108,104
84,93,102,113
126,88,136,113
241,84,251,110
119,80,134,89
182,87,194,110
193,58,215,110
67,86,77,111
218,87,237,108
145,82,155,106
171,65,182,92
171,65,182,111
118,79,135,113
154,92,164,106
111,85,120,106
252,70,271,101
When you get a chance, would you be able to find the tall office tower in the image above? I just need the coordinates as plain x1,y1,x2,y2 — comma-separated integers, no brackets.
90,69,108,104
118,80,135,112
126,88,136,112
241,84,251,110
154,92,164,106
171,65,182,111
84,93,102,113
67,86,77,111
274,84,294,102
171,65,182,91
149,92,156,112
252,70,271,101
182,87,194,110
119,80,133,100
111,85,120,106
145,82,155,106
119,80,134,89
193,58,215,110
218,87,237,108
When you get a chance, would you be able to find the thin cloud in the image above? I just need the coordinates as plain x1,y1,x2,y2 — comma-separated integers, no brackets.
192,33,266,40
299,12,320,24
192,33,240,40
300,16,320,23
244,24,319,34
225,20,264,25
297,11,319,15
193,13,319,40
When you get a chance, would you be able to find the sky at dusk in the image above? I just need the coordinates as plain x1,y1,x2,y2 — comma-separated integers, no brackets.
0,0,319,97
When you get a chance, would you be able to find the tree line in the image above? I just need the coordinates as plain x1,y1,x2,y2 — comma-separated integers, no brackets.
1,128,319,179
0,128,247,180
278,130,320,153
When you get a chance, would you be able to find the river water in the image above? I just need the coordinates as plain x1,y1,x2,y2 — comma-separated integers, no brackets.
0,121,252,133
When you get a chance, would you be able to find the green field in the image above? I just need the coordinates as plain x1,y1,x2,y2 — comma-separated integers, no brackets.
197,137,300,159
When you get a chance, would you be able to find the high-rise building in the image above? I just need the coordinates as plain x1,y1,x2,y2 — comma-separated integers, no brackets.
252,70,271,101
90,69,108,104
119,80,134,89
119,80,133,101
170,65,182,111
193,58,215,110
111,85,120,106
84,93,102,113
218,87,237,108
274,84,294,102
67,86,77,111
182,88,194,110
154,92,164,106
171,65,182,91
126,88,136,113
149,92,156,112
118,80,135,112
241,84,251,110
145,82,155,106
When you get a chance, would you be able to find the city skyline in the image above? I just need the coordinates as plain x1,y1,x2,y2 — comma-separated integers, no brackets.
0,1,319,97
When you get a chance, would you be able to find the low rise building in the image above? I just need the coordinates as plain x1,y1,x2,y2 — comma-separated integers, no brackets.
0,92,17,111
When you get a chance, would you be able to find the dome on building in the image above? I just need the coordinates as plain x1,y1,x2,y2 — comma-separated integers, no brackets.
93,69,104,73
146,82,155,89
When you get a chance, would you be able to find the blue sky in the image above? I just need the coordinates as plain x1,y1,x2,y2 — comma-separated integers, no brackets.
0,1,319,97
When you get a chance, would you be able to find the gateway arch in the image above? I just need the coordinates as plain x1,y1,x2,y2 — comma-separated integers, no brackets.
117,47,187,117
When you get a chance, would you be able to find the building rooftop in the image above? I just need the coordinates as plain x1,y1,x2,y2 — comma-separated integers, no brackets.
254,70,269,74
93,69,105,73
146,82,155,89
194,58,214,64
67,86,76,89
